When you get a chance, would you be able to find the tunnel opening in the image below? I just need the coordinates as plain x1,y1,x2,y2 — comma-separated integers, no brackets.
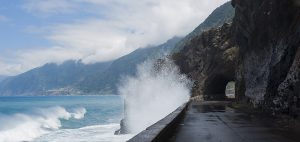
204,74,235,101
225,81,235,99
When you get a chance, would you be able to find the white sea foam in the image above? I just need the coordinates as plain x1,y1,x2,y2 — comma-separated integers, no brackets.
70,107,87,119
34,123,133,142
119,59,191,133
0,106,86,142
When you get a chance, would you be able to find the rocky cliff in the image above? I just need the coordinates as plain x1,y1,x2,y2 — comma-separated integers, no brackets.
174,0,300,116
233,0,300,114
173,23,237,100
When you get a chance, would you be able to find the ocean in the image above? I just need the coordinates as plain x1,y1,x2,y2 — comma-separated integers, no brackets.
0,95,133,142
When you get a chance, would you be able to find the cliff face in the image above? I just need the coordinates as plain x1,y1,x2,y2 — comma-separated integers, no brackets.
233,0,300,113
174,0,300,115
173,23,237,100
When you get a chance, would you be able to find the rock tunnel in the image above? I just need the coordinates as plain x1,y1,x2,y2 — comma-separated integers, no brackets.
172,22,238,101
203,74,235,100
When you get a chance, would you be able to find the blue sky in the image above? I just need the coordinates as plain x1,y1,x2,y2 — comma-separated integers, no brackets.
0,0,228,76
0,0,101,50
0,1,51,50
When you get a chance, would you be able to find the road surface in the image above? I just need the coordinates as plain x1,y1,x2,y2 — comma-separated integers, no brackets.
169,101,299,142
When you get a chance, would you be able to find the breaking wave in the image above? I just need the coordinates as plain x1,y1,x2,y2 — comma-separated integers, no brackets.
0,106,86,142
119,59,191,133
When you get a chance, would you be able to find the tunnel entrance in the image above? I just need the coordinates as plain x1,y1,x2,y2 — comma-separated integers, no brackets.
203,74,235,101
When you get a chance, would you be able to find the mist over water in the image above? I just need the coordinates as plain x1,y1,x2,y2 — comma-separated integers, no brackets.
118,59,191,133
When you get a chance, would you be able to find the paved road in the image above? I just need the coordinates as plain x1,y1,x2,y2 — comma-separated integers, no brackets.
169,101,299,142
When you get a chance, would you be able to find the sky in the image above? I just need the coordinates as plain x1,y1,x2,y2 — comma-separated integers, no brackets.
0,0,229,76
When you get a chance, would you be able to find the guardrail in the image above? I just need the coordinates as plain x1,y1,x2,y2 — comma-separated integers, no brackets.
127,102,189,142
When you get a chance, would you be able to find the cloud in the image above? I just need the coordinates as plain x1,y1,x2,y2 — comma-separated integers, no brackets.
1,0,229,75
0,61,23,76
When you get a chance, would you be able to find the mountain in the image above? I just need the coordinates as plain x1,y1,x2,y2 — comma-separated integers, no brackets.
0,61,112,96
0,2,234,96
172,1,235,53
0,37,181,96
0,76,8,83
76,37,182,94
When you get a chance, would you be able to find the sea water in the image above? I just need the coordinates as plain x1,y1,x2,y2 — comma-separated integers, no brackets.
0,95,133,142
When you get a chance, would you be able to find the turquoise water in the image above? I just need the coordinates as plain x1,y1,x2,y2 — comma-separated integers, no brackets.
0,96,133,142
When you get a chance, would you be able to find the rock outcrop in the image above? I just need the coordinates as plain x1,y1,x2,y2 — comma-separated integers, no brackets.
174,0,300,116
233,0,300,114
173,23,237,100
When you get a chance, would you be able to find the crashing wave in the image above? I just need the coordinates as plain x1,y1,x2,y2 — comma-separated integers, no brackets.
0,106,86,142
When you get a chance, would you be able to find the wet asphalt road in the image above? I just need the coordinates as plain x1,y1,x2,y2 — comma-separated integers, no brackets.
169,101,299,142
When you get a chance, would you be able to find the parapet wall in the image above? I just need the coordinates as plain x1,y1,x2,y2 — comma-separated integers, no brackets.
127,102,189,142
